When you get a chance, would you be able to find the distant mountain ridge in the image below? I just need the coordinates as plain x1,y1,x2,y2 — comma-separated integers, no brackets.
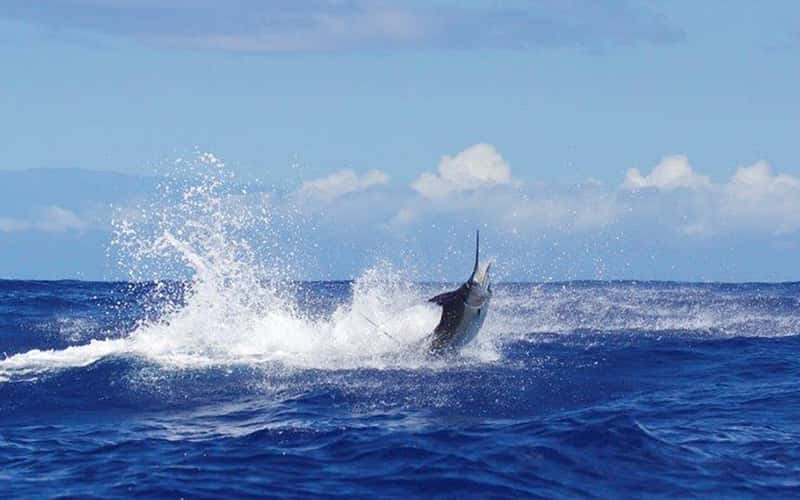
0,168,156,216
0,168,160,280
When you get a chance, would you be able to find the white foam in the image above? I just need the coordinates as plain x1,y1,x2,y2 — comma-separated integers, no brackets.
486,283,800,339
0,338,129,381
0,270,449,380
1,155,496,382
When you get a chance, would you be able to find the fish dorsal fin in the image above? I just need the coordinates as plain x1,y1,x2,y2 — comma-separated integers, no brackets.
469,229,480,282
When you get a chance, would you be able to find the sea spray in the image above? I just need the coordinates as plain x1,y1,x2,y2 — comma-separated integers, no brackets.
0,153,462,381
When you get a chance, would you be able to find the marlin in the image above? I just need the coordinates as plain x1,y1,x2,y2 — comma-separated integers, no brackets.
427,230,493,355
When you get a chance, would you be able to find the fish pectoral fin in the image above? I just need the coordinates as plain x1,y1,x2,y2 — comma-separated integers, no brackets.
428,289,462,306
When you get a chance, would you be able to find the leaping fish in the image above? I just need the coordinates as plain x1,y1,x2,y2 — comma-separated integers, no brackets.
427,230,492,355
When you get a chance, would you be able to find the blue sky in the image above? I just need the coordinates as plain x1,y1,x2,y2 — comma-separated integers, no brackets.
1,1,799,281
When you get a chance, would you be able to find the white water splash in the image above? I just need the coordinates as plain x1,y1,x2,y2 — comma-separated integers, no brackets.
0,154,498,382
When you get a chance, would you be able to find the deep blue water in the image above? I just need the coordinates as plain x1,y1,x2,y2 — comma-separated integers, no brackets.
1,279,799,498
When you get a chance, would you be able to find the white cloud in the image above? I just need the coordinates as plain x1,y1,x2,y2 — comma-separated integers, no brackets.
0,217,28,232
0,206,88,233
623,155,711,191
37,206,89,233
299,169,389,201
495,183,622,235
0,1,683,53
618,158,800,237
185,5,424,52
721,161,800,234
412,143,517,199
725,161,800,202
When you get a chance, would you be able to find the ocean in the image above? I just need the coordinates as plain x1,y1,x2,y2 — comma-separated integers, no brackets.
1,278,799,498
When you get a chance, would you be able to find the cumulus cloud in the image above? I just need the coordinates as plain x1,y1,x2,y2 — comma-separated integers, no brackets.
412,143,517,200
299,168,388,201
398,150,800,239
617,156,800,237
725,161,800,202
623,155,711,191
0,206,88,233
721,161,800,234
37,206,89,233
0,217,27,232
393,154,618,235
505,189,620,234
0,0,683,52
